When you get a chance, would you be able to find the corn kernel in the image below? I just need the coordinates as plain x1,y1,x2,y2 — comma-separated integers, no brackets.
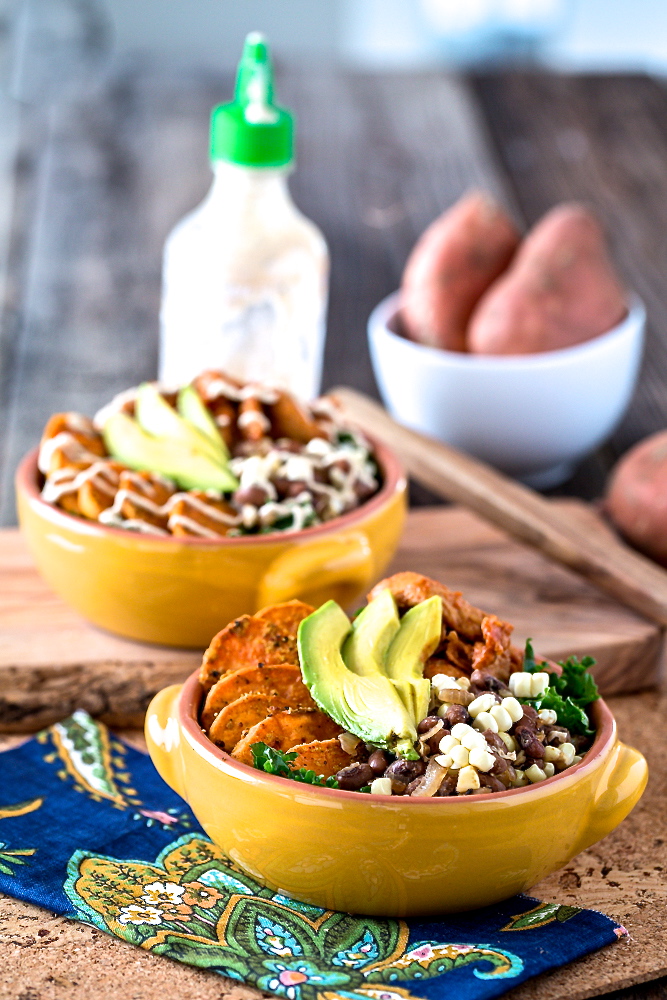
436,703,451,719
498,732,517,752
560,742,576,766
434,754,453,769
456,677,471,690
543,745,561,763
530,673,550,697
508,673,532,698
449,745,470,769
473,712,499,733
538,709,558,725
468,693,496,717
543,762,555,777
458,727,487,750
468,746,495,772
439,734,459,754
512,770,528,786
525,764,547,783
451,723,476,741
572,755,582,765
431,673,459,691
501,697,523,723
489,704,513,732
456,764,481,793
370,777,392,795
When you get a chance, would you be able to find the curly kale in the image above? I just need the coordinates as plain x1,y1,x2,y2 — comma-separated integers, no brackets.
250,743,339,788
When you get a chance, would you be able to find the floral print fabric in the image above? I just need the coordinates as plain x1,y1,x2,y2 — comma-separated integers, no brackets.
1,712,623,1000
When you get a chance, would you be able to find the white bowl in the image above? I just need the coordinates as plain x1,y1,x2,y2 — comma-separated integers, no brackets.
368,291,645,488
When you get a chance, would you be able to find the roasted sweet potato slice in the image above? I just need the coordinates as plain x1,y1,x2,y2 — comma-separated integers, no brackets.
255,600,315,633
232,711,342,766
208,693,286,752
423,658,468,681
289,738,355,779
269,391,325,443
199,616,298,691
201,664,316,730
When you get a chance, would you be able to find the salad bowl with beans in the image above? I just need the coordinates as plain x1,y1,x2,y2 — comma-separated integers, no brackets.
146,572,648,916
15,373,407,646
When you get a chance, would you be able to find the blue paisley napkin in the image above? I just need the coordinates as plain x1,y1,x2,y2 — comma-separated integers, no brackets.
1,712,624,1000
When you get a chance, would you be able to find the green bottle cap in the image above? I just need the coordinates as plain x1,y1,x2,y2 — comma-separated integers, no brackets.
210,32,294,168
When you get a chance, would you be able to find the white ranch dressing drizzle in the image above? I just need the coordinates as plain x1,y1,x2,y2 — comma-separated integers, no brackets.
167,514,223,538
98,485,242,535
38,433,99,474
237,408,271,432
42,461,120,504
200,377,280,405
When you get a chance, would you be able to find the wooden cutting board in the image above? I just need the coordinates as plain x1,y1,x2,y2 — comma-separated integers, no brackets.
0,501,663,732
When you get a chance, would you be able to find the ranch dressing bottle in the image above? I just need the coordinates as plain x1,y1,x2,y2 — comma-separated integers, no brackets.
159,33,329,398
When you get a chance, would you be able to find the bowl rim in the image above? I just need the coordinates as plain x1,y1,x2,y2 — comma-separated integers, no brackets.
16,433,405,547
369,290,646,369
174,668,615,805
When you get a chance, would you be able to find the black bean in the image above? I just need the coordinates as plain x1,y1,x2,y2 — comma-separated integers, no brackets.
405,778,423,795
479,773,506,793
483,730,506,753
385,759,425,789
445,705,470,727
470,670,504,693
522,704,539,723
335,763,374,791
233,485,270,508
367,750,390,776
515,727,545,759
435,775,457,796
417,716,441,734
490,754,508,776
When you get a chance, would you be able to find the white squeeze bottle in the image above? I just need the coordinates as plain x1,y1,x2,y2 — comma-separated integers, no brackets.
159,33,329,397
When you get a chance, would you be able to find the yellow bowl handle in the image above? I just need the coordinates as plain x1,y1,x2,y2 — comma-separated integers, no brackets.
575,741,648,854
145,684,188,802
257,530,375,610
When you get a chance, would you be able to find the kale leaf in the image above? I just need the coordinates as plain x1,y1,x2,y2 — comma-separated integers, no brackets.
250,743,339,788
520,642,599,735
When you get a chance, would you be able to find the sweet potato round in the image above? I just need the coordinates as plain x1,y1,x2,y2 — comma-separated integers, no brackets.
606,431,667,566
468,203,627,355
400,191,519,352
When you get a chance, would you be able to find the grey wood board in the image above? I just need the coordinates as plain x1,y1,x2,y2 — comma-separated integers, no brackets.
472,72,667,461
0,64,515,525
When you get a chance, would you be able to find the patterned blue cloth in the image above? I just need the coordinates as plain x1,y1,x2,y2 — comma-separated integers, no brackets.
1,712,623,1000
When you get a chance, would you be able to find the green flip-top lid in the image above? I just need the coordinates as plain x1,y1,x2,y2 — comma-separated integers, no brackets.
210,32,294,168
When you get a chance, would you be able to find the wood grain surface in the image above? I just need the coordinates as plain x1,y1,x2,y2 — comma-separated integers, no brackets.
335,388,667,628
0,689,664,1000
0,503,662,732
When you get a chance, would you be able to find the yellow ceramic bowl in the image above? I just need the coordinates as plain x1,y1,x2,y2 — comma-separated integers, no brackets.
15,440,406,647
146,671,647,917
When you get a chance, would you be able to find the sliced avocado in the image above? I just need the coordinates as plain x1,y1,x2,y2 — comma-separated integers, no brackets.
103,412,238,492
385,595,442,724
135,383,225,465
298,600,418,759
342,588,400,677
177,384,230,460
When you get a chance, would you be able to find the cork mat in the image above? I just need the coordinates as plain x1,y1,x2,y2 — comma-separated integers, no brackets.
0,689,665,1000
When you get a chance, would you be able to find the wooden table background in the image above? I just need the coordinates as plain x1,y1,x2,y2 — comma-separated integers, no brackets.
2,61,667,998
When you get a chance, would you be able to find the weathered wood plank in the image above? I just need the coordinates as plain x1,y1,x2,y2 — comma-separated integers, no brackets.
471,72,667,461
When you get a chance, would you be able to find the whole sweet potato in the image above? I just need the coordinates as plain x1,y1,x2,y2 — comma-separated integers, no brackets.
400,191,519,351
468,204,627,355
605,430,667,566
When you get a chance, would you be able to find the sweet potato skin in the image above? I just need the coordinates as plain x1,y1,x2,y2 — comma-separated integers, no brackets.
400,191,519,351
468,203,627,355
289,739,356,779
232,711,342,766
605,430,667,565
